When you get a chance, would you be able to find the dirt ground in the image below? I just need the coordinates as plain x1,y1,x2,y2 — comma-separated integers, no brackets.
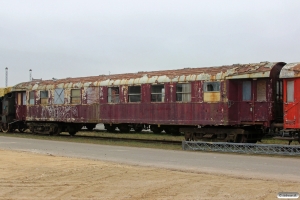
0,150,298,200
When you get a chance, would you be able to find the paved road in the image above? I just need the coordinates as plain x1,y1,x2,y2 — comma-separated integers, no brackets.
0,136,299,182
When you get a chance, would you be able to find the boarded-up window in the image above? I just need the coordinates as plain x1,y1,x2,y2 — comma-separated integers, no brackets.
71,89,81,104
40,91,48,104
151,85,165,102
17,92,26,105
128,86,141,102
204,82,220,92
256,80,266,101
176,83,191,102
108,87,120,103
86,87,99,104
54,88,64,104
29,91,35,105
242,81,251,101
17,93,22,105
287,80,294,103
203,82,220,102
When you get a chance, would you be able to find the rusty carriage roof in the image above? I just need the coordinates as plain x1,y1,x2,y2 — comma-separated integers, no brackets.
279,62,300,79
12,62,284,91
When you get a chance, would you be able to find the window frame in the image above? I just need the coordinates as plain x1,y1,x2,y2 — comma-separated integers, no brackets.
203,82,220,92
22,92,26,105
151,84,165,102
29,91,35,105
242,81,252,101
17,93,22,105
256,79,266,102
128,85,141,103
71,89,81,104
287,80,294,103
40,90,49,105
176,83,191,102
108,87,120,103
54,88,65,105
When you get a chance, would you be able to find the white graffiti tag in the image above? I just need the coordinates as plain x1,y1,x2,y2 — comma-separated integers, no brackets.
41,106,78,119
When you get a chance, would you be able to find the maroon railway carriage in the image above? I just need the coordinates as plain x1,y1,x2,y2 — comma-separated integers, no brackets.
10,62,285,142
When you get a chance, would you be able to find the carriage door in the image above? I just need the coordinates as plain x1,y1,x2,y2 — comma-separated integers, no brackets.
239,80,254,122
283,80,297,128
16,92,27,120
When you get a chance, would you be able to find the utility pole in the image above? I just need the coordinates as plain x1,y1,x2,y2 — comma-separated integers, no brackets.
5,67,8,87
29,69,32,81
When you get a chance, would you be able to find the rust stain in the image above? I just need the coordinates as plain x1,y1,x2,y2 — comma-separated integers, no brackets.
203,92,220,102
280,62,300,78
11,62,284,91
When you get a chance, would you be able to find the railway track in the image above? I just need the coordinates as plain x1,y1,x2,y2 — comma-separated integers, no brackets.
0,131,183,145
65,134,182,145
2,130,299,156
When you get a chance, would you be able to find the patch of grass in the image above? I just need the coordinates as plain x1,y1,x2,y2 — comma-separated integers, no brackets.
0,131,183,150
259,137,299,145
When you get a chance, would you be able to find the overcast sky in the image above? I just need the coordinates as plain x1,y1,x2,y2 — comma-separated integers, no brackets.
1,0,300,86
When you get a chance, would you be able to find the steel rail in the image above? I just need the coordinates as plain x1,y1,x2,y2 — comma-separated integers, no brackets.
0,131,182,145
182,141,300,156
68,134,182,145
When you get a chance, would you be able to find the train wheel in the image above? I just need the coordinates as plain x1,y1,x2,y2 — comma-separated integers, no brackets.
184,132,195,141
1,123,9,133
119,124,130,133
170,127,181,136
69,131,77,136
236,135,247,143
18,128,26,133
104,124,116,132
164,129,171,134
134,127,143,133
107,126,116,132
18,124,27,133
86,124,96,131
51,126,62,136
29,126,36,134
150,125,163,134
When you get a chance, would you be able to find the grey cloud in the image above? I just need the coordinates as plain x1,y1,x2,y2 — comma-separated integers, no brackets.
1,0,300,86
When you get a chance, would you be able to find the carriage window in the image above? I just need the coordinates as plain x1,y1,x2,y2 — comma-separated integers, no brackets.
18,92,26,105
204,82,220,92
23,92,26,105
17,93,22,105
276,80,283,102
242,81,251,101
71,89,81,104
40,91,48,104
108,87,120,103
86,87,99,104
256,80,266,101
176,83,191,102
287,80,294,103
54,88,64,104
128,86,141,102
151,85,165,102
29,91,35,105
203,82,220,102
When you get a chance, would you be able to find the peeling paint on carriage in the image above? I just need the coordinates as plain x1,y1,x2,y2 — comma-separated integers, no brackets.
279,62,300,78
11,62,283,91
